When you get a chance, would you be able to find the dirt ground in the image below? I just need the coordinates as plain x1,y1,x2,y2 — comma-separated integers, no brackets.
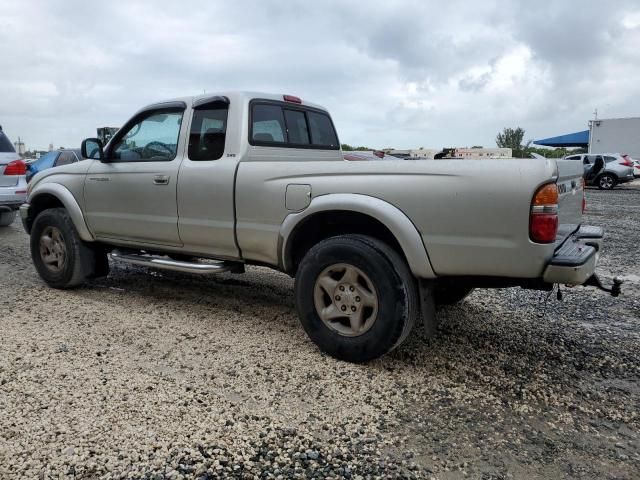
0,182,638,479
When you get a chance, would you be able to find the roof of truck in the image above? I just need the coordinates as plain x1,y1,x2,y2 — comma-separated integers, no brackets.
141,91,329,114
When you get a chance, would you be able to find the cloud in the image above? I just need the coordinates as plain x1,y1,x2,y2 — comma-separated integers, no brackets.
0,0,639,150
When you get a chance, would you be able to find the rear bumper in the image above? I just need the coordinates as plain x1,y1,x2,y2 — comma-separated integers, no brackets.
0,176,28,208
543,225,603,285
619,173,635,183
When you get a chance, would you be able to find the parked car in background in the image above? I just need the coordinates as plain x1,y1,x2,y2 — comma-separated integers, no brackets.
26,149,83,183
564,153,635,189
622,154,640,178
0,126,27,227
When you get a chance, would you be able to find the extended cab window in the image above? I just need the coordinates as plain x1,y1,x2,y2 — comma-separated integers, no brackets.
250,101,339,150
111,109,183,162
188,102,229,161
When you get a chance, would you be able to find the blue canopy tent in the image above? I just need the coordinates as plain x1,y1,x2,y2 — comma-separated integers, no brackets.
533,130,589,148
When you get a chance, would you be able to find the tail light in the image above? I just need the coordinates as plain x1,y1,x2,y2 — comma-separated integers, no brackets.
621,155,634,167
3,159,26,175
530,183,558,243
283,94,302,104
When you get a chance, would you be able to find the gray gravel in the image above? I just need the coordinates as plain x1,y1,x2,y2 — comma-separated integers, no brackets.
1,182,639,479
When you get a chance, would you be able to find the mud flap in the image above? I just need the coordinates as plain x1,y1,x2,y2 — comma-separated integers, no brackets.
418,279,438,337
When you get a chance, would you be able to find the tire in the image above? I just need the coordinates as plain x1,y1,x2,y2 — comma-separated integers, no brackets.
0,209,16,227
434,283,474,306
294,234,419,363
30,208,108,288
597,173,616,190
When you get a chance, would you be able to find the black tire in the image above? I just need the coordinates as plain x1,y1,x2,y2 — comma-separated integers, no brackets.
30,208,108,288
434,283,474,306
295,234,419,363
597,173,616,190
0,209,16,227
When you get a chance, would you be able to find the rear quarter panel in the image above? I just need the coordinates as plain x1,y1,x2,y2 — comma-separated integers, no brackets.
236,155,561,278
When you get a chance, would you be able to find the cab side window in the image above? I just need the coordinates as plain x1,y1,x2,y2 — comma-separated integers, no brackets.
111,109,183,162
188,102,229,161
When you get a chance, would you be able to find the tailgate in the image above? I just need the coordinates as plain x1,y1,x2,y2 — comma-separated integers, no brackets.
554,159,584,245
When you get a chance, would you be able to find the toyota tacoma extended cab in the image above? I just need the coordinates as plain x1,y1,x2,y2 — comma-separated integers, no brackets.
21,92,618,362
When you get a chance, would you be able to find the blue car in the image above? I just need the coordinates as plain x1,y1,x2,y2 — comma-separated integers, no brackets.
26,149,83,182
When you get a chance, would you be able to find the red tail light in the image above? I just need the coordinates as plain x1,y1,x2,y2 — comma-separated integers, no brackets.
530,183,558,243
621,159,633,167
3,159,26,175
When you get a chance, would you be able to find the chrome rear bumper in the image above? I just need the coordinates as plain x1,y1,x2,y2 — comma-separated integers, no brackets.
543,225,603,285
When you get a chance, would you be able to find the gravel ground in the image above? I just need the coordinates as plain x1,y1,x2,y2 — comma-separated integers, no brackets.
1,182,638,480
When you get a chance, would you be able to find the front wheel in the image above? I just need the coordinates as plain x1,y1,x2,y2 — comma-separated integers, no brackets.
598,173,616,190
294,235,419,363
30,208,109,288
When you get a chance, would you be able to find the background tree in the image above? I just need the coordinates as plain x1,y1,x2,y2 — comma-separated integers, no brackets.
496,127,530,157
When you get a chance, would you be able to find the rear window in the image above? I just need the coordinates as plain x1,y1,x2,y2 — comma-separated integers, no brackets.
284,110,310,145
250,101,339,150
0,132,15,153
307,111,338,148
252,105,286,143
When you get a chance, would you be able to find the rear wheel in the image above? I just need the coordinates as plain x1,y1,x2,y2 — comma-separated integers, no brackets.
295,235,419,363
30,208,109,288
0,209,16,227
597,173,616,190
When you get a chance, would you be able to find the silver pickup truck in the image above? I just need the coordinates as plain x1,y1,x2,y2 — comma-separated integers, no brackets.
21,92,618,362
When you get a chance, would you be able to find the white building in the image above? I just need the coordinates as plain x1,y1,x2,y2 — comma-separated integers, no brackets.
454,147,512,158
384,148,440,159
13,138,26,156
589,117,640,158
385,147,512,159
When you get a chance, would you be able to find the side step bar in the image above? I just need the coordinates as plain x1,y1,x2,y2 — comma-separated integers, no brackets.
109,251,235,275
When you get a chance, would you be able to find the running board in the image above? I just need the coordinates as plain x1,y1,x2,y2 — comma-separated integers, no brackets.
109,251,234,275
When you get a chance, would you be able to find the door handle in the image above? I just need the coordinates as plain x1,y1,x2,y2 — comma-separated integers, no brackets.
153,175,170,185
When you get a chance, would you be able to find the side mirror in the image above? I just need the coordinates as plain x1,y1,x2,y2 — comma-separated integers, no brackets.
81,138,105,160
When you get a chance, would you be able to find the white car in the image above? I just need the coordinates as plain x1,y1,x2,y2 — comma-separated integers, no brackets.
564,153,635,189
622,154,640,178
0,126,28,226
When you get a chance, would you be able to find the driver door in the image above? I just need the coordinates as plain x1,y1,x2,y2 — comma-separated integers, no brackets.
83,105,186,246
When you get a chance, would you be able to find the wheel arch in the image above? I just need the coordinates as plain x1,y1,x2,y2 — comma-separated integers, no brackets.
280,194,435,279
26,184,93,241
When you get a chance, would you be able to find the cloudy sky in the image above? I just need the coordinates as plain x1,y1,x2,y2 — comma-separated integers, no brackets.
1,0,639,151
